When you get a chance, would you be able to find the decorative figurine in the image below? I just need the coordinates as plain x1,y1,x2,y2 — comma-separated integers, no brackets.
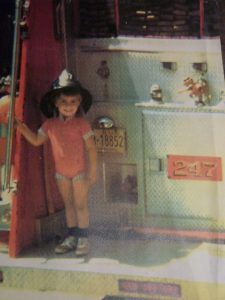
179,75,211,106
149,84,163,104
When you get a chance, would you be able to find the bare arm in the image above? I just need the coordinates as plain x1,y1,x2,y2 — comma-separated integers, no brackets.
85,135,97,186
15,118,48,146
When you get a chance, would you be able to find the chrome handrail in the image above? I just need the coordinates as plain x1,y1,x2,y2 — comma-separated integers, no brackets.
3,0,22,190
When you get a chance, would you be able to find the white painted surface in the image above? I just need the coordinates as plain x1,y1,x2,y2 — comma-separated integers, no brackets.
1,243,225,284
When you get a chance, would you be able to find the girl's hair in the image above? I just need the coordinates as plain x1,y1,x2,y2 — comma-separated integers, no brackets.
53,86,83,117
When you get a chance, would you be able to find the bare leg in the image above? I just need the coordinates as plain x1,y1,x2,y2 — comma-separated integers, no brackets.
54,179,79,254
56,178,77,228
72,180,89,228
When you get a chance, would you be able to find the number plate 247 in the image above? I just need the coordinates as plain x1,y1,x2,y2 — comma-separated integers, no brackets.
167,155,222,181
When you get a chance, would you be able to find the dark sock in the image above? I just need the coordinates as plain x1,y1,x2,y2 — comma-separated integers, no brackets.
68,227,89,237
67,226,79,236
77,227,89,238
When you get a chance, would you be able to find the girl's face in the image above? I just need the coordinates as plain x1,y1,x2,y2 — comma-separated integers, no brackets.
55,94,81,118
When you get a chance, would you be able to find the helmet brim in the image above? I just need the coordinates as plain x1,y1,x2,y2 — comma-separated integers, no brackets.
40,85,92,118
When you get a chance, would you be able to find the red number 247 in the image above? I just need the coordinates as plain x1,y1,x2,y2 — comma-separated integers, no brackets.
173,160,216,177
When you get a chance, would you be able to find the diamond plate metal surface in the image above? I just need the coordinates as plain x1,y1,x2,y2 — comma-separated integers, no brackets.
76,39,224,105
87,103,145,227
142,108,225,224
75,38,225,230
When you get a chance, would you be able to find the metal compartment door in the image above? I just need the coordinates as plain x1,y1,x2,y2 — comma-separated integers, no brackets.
143,109,225,230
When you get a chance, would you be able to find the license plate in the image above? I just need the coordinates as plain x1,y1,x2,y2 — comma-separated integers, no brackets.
94,128,126,153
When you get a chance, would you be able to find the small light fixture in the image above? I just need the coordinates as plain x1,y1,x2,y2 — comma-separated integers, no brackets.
94,116,115,129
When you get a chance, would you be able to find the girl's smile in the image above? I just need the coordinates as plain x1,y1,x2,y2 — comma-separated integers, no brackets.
56,94,81,119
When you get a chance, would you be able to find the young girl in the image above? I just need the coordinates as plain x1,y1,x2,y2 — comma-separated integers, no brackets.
16,70,97,256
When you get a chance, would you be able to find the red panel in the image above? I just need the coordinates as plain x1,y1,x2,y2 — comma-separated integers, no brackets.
167,155,222,181
9,0,65,257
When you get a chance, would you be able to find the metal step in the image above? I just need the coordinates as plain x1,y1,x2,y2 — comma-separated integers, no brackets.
1,238,225,299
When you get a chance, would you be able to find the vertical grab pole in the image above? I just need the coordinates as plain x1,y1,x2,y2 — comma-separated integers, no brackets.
3,0,22,190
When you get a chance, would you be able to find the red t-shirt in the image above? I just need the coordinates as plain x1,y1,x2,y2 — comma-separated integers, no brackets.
39,117,93,178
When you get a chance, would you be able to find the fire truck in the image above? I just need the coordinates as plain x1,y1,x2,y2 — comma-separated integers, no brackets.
1,1,225,299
